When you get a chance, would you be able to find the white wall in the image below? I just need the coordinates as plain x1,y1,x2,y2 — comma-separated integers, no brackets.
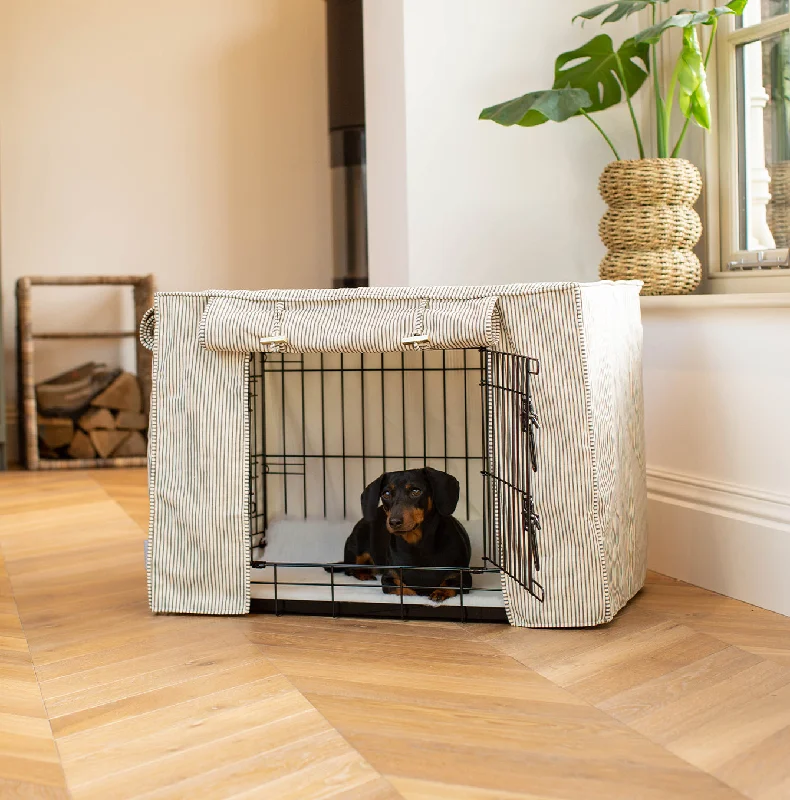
363,0,643,287
1,0,332,408
643,299,790,616
362,1,410,287
362,1,790,617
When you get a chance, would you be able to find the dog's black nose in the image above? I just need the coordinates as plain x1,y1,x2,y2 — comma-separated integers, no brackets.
388,515,403,529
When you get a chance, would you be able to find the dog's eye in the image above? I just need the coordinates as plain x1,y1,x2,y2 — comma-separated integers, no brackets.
381,489,392,499
410,488,422,498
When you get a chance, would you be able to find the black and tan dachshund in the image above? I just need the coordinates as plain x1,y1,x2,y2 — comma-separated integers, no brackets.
333,468,473,603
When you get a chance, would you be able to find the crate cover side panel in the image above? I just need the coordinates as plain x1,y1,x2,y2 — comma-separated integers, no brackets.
497,288,609,626
148,294,249,614
580,282,647,617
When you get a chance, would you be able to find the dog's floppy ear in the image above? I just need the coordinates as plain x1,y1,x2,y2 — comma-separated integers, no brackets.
424,467,460,517
360,474,386,521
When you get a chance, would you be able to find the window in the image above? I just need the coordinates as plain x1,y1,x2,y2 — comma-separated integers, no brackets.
716,1,790,282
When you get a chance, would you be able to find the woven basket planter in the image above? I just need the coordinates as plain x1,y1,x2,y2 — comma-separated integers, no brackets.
598,158,703,295
767,161,790,248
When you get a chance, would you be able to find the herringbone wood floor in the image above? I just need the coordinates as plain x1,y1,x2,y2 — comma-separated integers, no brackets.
0,469,788,799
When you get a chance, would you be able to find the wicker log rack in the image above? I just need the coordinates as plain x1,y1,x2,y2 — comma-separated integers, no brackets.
16,275,154,470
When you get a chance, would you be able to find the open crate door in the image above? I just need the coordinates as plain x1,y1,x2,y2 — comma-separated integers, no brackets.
482,350,544,602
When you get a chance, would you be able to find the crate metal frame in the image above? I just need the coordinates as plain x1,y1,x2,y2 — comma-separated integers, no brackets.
247,347,542,622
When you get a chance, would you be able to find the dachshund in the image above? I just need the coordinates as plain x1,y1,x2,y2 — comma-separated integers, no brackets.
332,467,472,603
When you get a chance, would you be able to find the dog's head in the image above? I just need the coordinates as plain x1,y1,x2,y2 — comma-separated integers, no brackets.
360,468,460,537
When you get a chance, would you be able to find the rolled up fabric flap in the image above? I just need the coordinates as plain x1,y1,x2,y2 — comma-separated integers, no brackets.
198,294,502,354
421,295,501,350
198,296,280,352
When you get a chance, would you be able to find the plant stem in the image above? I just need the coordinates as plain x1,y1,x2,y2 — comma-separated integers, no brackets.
581,109,621,160
671,112,692,158
652,3,667,158
664,58,683,154
653,53,666,157
614,52,645,158
671,18,718,157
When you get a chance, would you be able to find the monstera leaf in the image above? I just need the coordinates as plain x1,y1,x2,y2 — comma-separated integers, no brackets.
634,12,710,44
553,35,649,111
479,87,593,127
677,27,711,129
635,1,748,44
573,0,669,25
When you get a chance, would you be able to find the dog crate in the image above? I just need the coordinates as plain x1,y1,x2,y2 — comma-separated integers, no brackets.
247,348,542,622
142,284,647,628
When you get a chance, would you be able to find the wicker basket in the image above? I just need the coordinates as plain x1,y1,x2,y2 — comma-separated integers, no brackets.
598,158,702,295
767,161,790,248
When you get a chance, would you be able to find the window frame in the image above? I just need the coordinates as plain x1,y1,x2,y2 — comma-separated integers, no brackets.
712,8,790,290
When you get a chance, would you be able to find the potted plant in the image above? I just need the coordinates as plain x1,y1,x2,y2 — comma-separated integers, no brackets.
480,0,748,295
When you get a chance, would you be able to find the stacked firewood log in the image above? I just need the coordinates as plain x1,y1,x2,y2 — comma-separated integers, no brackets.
36,363,147,460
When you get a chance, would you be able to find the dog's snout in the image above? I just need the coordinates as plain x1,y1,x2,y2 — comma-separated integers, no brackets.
388,514,404,529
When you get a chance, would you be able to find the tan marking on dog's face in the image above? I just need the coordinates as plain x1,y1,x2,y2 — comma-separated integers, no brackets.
386,506,424,535
401,527,422,545
380,483,396,508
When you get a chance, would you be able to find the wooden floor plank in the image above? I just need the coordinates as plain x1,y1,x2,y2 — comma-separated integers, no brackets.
247,616,741,800
0,550,68,796
483,578,790,800
1,471,396,800
2,468,790,798
387,777,555,800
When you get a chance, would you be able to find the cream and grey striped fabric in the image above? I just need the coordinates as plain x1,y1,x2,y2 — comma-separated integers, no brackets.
147,294,250,614
143,282,646,626
199,294,502,354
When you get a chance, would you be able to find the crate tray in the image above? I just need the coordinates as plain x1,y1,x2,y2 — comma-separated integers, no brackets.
250,518,505,609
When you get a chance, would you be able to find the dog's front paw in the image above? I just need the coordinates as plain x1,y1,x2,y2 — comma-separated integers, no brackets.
430,587,457,603
382,571,417,596
352,570,376,581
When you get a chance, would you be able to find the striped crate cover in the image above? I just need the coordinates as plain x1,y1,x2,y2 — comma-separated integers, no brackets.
141,282,647,627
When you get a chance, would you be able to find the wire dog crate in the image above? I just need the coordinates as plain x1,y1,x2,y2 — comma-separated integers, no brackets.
248,347,542,622
143,284,647,625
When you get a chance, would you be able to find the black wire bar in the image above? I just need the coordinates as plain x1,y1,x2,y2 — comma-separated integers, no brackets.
480,350,543,602
248,347,543,618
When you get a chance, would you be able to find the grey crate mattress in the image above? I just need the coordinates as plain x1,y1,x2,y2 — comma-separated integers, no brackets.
249,518,504,608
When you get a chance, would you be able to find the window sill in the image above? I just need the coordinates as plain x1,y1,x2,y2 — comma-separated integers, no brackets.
640,292,790,311
704,269,790,296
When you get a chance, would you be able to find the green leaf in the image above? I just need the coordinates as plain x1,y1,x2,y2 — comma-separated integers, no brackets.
553,35,649,112
635,12,708,44
479,87,593,127
705,2,750,22
573,1,668,25
677,27,711,129
726,0,748,14
635,3,747,44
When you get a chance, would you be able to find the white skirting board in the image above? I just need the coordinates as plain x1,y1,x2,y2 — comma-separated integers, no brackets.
647,473,790,617
250,518,504,608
